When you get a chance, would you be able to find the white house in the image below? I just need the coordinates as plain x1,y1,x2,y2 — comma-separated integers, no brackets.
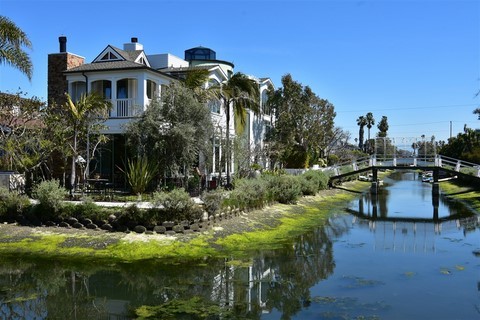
48,37,274,189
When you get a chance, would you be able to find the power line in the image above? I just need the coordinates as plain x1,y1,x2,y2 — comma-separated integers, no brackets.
336,103,478,113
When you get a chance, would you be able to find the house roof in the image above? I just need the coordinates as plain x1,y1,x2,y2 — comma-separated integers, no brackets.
64,60,147,73
109,46,143,62
159,65,214,73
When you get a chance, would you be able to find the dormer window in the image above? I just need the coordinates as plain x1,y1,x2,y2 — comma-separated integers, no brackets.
100,52,119,61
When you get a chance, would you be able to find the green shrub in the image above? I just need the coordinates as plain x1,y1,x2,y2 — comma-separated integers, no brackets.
0,187,31,221
123,156,158,195
63,197,105,221
327,154,340,166
302,170,329,193
114,204,155,227
32,180,67,220
298,174,318,196
152,188,202,222
229,178,268,210
201,188,225,215
267,175,302,204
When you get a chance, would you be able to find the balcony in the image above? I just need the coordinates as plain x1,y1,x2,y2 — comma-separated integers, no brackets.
108,99,142,118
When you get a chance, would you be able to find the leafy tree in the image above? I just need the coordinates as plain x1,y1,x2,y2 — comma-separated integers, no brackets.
440,126,480,163
208,72,260,186
0,92,48,177
126,82,213,188
377,115,389,138
268,74,335,168
0,15,32,80
63,93,110,192
356,115,367,150
184,68,210,102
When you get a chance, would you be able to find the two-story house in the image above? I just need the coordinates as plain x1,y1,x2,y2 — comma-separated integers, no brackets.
48,37,274,189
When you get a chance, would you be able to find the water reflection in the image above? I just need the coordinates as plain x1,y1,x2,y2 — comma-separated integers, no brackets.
0,172,478,319
350,171,472,222
0,217,351,319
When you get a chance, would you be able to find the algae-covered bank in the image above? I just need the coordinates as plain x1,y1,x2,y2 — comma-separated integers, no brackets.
439,180,480,212
0,182,366,264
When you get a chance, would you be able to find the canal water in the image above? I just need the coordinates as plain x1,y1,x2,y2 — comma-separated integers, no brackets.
0,171,479,319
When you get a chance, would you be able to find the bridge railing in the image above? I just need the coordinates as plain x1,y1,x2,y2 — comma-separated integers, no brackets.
324,154,480,180
437,155,480,177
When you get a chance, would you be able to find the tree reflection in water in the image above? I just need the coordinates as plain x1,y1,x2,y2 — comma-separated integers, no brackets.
0,217,350,319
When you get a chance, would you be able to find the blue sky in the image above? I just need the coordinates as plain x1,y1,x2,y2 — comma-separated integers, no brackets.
1,0,479,143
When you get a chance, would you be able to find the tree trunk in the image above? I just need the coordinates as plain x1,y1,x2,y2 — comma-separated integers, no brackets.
225,102,231,187
70,131,77,196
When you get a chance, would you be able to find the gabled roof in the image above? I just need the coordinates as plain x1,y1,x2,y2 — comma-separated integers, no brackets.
87,44,150,66
63,44,178,79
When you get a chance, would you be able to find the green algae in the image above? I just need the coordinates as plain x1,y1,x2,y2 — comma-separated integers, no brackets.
214,192,357,257
133,296,232,319
439,181,480,212
0,182,363,263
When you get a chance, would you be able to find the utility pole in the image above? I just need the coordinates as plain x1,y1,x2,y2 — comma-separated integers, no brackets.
449,121,452,139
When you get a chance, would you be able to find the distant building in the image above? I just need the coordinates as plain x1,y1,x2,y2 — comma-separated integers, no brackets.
48,37,274,189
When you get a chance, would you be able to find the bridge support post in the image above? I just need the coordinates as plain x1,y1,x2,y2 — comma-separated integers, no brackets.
432,168,440,197
370,167,378,194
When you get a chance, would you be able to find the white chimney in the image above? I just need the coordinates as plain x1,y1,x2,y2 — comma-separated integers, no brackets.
123,37,143,51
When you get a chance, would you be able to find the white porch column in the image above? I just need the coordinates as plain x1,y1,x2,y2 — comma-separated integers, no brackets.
110,78,117,117
138,75,146,113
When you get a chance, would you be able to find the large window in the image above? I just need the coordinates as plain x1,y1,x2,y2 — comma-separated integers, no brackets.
146,79,157,99
116,78,137,99
71,81,86,102
91,80,112,99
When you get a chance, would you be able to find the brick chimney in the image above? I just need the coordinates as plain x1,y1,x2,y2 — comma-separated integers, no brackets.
47,36,85,107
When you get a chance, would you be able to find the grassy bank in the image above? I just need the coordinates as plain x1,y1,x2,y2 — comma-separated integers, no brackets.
0,181,369,264
439,180,480,212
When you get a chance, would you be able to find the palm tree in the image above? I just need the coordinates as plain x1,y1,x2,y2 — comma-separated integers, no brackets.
356,115,367,150
65,93,111,194
365,112,375,141
0,15,32,80
209,72,260,186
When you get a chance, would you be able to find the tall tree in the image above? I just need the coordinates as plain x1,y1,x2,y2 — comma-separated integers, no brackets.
64,93,110,193
268,74,336,168
365,112,375,140
0,16,32,80
356,115,367,150
126,82,213,187
377,116,389,137
209,72,260,186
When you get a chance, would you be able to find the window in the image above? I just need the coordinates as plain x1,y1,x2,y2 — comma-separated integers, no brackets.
208,99,221,114
100,52,119,61
91,80,112,99
116,78,137,99
71,81,86,102
146,80,157,99
261,90,269,114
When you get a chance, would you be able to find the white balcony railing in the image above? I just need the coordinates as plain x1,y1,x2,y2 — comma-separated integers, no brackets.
108,99,142,118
